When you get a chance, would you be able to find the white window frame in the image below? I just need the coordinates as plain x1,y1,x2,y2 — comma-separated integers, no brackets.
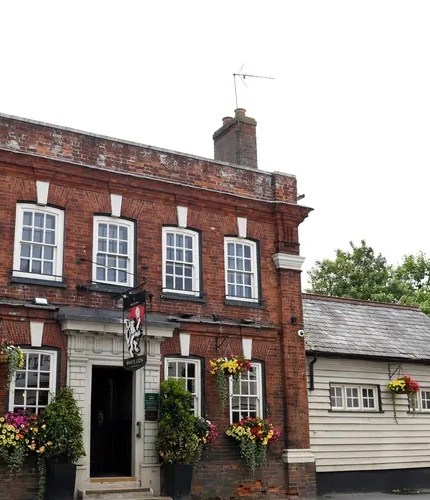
329,384,379,412
229,362,263,424
8,349,58,413
92,216,135,287
13,203,64,282
164,357,201,416
224,237,259,303
162,227,201,296
419,388,430,411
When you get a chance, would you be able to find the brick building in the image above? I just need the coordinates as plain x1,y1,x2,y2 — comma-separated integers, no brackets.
0,109,315,498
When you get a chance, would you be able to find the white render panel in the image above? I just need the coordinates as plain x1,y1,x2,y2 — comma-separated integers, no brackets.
110,193,123,217
308,357,430,473
64,322,174,495
35,180,49,205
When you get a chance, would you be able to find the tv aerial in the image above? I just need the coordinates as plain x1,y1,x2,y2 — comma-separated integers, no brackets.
233,63,275,109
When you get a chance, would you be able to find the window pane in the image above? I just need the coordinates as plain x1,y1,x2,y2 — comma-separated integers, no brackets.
99,224,107,237
40,355,50,371
34,213,44,228
178,362,186,378
236,245,243,257
38,391,49,406
39,373,50,389
27,372,38,388
109,225,118,238
33,245,42,259
31,261,42,274
44,246,54,260
22,228,32,241
119,241,128,254
176,234,183,247
108,240,118,253
187,363,195,378
20,259,30,272
34,230,43,243
26,391,37,406
185,250,193,263
185,236,193,249
118,271,127,283
166,233,174,246
45,230,55,245
21,244,31,257
15,372,25,388
28,354,39,370
107,269,116,282
23,212,33,226
227,243,234,256
96,267,105,281
98,239,107,252
244,245,251,258
46,215,55,229
167,362,176,377
184,278,192,291
14,390,25,405
166,276,174,289
166,248,174,260
119,226,128,240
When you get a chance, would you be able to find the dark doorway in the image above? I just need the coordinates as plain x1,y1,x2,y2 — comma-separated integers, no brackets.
90,366,133,477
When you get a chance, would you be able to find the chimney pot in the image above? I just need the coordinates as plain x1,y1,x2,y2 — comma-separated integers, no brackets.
213,109,258,169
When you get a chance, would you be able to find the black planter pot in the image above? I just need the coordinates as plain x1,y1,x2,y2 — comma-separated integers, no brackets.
164,462,193,500
46,461,77,500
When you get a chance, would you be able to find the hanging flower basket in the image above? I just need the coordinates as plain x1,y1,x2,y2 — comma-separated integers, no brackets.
226,417,281,478
0,339,24,385
209,355,252,409
387,375,420,424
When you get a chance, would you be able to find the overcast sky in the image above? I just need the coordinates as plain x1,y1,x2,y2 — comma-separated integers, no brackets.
2,1,429,289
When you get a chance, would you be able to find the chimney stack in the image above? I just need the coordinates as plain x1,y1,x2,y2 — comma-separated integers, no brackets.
213,108,258,169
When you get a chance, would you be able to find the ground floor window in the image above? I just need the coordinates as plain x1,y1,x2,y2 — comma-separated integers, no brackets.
164,357,202,416
329,384,379,411
8,350,57,413
229,362,263,423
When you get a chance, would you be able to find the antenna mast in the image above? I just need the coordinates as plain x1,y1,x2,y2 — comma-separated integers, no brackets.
233,68,275,109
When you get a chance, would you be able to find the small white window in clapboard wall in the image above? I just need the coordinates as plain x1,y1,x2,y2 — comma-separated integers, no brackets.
329,384,379,411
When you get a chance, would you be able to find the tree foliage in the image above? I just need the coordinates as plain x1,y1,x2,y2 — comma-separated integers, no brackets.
307,241,430,315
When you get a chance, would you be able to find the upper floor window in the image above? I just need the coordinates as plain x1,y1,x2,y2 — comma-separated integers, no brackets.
224,238,259,302
229,362,263,423
9,350,57,413
164,357,201,416
162,228,200,296
93,216,135,287
13,204,64,282
329,384,379,412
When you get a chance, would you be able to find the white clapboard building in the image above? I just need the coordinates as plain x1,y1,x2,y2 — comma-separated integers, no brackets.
303,293,430,495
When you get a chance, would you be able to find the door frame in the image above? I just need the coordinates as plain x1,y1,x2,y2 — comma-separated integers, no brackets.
85,358,144,479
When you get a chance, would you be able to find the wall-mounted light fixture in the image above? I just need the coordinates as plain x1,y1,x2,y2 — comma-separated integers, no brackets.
34,298,48,306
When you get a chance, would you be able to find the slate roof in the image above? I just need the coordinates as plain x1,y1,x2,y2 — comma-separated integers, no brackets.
303,294,430,361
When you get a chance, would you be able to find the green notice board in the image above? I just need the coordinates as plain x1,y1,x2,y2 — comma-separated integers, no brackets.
145,393,159,410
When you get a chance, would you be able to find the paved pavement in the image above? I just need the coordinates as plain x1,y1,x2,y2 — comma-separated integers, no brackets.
319,493,430,500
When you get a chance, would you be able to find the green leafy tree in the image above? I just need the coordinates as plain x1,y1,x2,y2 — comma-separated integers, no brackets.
307,240,399,302
307,241,430,316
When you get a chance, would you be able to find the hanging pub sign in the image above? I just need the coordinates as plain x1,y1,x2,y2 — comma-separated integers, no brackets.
123,290,148,371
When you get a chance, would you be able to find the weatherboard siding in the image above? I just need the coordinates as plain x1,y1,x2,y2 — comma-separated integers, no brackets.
307,357,430,472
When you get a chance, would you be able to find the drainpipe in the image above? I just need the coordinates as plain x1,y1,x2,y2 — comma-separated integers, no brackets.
309,354,317,391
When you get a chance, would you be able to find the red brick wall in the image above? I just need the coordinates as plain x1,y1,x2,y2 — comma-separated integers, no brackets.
0,115,315,497
0,457,39,500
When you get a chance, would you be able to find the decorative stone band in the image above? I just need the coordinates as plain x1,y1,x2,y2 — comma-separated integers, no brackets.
272,253,306,271
282,448,315,464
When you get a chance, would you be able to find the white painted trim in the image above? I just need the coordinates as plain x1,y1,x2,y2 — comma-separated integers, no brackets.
35,181,49,206
242,338,252,359
282,448,315,464
272,253,305,271
13,203,64,282
162,227,200,296
179,332,191,357
224,237,259,302
176,206,188,228
30,321,44,347
237,217,247,238
92,216,135,287
61,319,175,339
110,194,123,218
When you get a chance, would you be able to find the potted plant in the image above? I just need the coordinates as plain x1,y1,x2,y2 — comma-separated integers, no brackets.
156,378,201,500
0,338,24,385
226,416,281,478
209,354,252,408
41,387,85,500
